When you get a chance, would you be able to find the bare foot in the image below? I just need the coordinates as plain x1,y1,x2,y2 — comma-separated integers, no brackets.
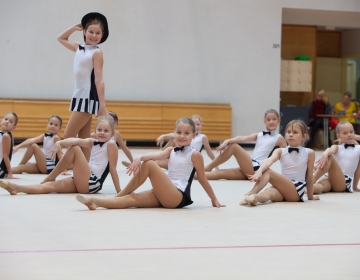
76,194,97,210
0,180,17,195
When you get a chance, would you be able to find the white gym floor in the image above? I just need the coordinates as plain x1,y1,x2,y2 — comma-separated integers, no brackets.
0,147,359,279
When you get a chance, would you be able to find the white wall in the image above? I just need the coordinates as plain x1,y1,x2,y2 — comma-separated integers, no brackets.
1,0,360,136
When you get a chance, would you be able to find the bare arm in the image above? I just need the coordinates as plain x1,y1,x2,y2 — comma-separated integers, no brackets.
275,135,287,148
107,141,121,193
93,50,107,117
126,147,173,176
50,138,95,160
316,145,339,170
305,150,319,200
57,23,83,52
115,131,133,162
155,132,175,146
248,148,282,182
216,133,258,152
192,151,225,208
353,160,360,192
2,134,15,178
13,134,44,153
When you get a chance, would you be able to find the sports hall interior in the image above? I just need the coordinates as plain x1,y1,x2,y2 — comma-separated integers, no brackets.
1,1,360,279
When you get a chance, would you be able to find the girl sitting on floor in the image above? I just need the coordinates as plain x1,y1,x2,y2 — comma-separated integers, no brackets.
76,117,224,210
240,120,319,206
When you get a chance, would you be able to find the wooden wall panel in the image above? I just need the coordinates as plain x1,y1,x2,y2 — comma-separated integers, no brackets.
317,31,341,58
0,100,231,141
281,25,317,106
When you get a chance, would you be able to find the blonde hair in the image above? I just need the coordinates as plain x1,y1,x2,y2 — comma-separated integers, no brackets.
264,109,280,119
190,114,202,124
174,117,195,133
285,120,309,146
95,116,115,134
335,121,353,134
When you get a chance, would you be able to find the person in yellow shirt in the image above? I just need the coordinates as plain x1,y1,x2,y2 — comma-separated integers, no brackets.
334,92,357,123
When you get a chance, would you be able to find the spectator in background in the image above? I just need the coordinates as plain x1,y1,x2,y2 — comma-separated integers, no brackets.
334,92,357,124
307,89,332,148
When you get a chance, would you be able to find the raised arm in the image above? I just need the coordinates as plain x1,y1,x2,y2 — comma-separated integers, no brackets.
13,134,44,154
305,150,319,200
216,133,258,152
107,141,121,193
114,131,133,162
192,151,225,208
57,23,83,52
93,50,107,117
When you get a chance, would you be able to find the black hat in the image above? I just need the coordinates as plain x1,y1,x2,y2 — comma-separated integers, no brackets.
81,12,109,44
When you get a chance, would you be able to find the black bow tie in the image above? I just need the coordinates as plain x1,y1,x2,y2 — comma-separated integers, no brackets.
174,146,185,152
79,45,85,52
45,133,53,137
93,141,105,147
288,147,299,153
263,131,271,136
344,143,355,149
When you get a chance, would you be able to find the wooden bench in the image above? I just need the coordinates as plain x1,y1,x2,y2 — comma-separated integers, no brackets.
1,99,232,142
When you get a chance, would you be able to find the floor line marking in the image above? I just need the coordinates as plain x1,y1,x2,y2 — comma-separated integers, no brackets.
1,243,359,254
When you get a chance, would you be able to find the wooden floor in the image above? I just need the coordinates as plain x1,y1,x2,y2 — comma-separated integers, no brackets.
0,148,359,279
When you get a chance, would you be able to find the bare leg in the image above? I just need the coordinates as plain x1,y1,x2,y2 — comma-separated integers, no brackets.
204,144,254,178
204,168,247,180
1,177,77,194
82,190,162,210
12,144,48,174
64,112,93,160
78,161,184,210
242,169,300,205
42,146,91,194
256,187,285,203
313,156,346,193
313,176,332,194
155,159,169,169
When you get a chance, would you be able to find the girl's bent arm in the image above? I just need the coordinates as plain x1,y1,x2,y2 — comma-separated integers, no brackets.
115,131,133,162
93,50,107,117
248,149,282,182
13,134,44,153
155,132,175,146
57,23,82,52
217,133,258,151
107,141,121,192
316,145,338,170
192,152,225,208
305,150,319,200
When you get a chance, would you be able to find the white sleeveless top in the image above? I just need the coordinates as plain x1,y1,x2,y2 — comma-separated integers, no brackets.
43,134,57,159
168,146,196,192
280,146,309,181
251,131,281,164
334,144,360,177
88,140,110,177
191,132,204,151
